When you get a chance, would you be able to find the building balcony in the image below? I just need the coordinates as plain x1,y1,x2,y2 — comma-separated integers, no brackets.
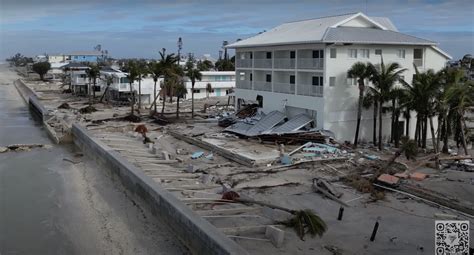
254,59,272,69
297,58,324,70
236,59,253,68
274,58,295,69
273,82,295,94
236,80,252,90
254,81,272,92
297,84,323,97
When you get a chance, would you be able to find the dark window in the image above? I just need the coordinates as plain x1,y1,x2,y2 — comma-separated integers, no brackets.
290,75,295,84
266,52,272,59
320,50,324,58
250,52,253,59
266,74,272,82
414,49,423,59
375,49,382,55
312,50,319,58
312,76,319,86
193,89,200,93
250,73,253,81
94,86,101,92
330,48,337,58
320,77,324,86
290,51,296,59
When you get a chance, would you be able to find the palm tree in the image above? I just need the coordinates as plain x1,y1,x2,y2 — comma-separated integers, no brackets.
99,74,114,103
123,61,140,116
174,79,188,119
148,61,163,114
206,83,212,98
158,49,180,115
185,57,202,118
400,67,442,150
85,63,100,105
445,80,474,155
347,62,371,148
363,87,381,146
368,59,406,150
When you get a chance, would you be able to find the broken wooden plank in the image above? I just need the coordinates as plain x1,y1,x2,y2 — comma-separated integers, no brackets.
312,181,349,207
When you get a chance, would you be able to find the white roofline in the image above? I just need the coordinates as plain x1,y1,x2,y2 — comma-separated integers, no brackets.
330,12,388,30
431,46,452,60
228,40,436,49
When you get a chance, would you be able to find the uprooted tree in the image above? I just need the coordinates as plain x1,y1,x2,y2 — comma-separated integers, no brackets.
32,62,51,81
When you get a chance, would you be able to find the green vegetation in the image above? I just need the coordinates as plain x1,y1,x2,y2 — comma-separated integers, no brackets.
32,62,51,81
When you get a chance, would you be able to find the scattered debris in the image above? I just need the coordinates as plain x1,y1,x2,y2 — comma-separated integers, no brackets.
377,174,400,186
79,105,97,114
57,102,71,109
191,151,205,159
0,143,51,153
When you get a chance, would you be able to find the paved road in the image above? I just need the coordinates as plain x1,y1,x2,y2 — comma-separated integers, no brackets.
0,65,187,255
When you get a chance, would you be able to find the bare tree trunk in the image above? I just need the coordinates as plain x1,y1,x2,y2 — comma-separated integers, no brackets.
99,84,110,103
422,117,428,148
390,99,395,143
153,80,157,113
415,116,420,146
176,97,180,119
129,82,134,115
138,78,142,111
191,82,195,118
161,89,166,116
378,101,383,150
373,102,378,146
442,117,449,153
93,78,96,99
354,86,363,148
394,111,400,148
429,116,437,153
405,111,410,138
88,78,92,105
459,115,469,155
436,115,442,153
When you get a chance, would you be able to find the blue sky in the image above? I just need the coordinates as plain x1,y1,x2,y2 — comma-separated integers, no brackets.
0,0,473,60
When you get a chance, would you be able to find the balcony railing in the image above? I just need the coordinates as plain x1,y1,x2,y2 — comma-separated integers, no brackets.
274,58,295,69
254,59,272,69
254,81,272,92
236,80,252,90
297,84,323,97
273,82,295,94
414,59,423,67
298,58,324,70
236,59,252,68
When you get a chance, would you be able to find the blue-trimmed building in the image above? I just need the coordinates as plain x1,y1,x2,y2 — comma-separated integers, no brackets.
67,51,103,62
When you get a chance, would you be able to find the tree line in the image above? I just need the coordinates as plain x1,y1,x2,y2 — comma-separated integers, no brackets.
348,58,473,155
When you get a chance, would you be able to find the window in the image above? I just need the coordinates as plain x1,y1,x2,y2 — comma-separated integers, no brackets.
290,75,295,84
397,49,406,58
94,86,101,92
312,76,323,86
250,73,253,81
193,89,201,93
414,49,423,59
347,76,357,86
250,52,253,59
330,48,337,58
375,49,382,55
120,77,129,83
290,51,296,59
312,50,324,59
266,52,272,59
266,74,272,82
329,77,336,87
360,49,370,58
348,49,357,58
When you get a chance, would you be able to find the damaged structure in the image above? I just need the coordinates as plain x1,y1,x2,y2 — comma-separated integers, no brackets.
227,12,451,142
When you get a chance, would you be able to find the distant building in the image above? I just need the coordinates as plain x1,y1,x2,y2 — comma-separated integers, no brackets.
227,12,451,142
184,71,235,99
47,54,66,63
62,62,90,95
67,51,103,62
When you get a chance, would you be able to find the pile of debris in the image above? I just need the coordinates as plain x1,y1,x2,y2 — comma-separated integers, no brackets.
0,143,52,153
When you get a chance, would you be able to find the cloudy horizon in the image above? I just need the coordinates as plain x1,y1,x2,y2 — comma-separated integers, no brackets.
0,0,473,61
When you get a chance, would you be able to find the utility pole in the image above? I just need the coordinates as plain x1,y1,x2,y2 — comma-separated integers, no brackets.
222,40,229,60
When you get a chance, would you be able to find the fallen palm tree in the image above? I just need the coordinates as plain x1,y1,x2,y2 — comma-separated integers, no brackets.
221,191,327,240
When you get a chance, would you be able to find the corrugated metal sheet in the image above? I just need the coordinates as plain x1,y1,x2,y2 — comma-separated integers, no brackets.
224,122,253,136
269,114,313,134
323,27,435,45
246,111,286,136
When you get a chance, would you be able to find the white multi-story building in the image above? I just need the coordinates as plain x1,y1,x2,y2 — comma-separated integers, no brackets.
227,12,451,142
185,71,235,99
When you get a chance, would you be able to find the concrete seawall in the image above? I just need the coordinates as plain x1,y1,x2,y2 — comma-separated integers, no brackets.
72,124,248,255
13,79,49,120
